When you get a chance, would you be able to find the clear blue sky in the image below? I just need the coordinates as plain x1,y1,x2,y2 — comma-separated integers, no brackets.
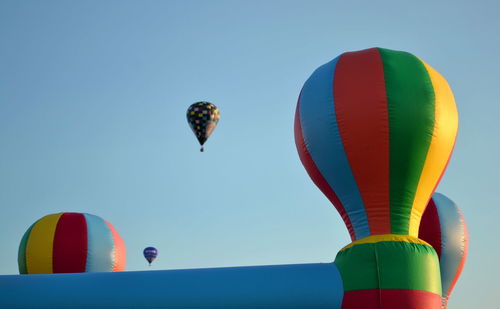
1,1,498,308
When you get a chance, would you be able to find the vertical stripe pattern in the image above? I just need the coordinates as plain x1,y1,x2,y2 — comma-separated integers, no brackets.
106,221,127,272
53,213,88,273
17,222,37,274
83,213,116,272
25,213,63,274
295,47,458,239
295,98,355,238
334,48,391,235
408,63,459,235
17,212,126,274
297,57,370,240
378,48,436,235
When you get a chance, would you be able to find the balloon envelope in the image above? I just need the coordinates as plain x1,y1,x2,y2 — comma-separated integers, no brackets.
18,212,126,274
295,47,458,241
419,193,468,308
143,247,158,264
187,101,220,151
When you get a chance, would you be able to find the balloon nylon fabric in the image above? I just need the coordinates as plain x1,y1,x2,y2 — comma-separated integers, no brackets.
24,213,63,274
341,289,441,309
53,213,88,273
1,264,344,308
17,220,37,274
144,247,158,264
419,193,468,307
295,57,366,240
83,213,116,272
186,102,220,146
106,220,126,272
334,234,442,308
18,212,126,274
295,47,458,241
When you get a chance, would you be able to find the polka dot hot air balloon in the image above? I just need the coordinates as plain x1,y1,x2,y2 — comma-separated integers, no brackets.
18,212,126,274
187,101,220,152
295,48,458,308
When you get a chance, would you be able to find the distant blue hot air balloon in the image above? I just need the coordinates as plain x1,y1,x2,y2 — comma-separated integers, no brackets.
143,247,158,266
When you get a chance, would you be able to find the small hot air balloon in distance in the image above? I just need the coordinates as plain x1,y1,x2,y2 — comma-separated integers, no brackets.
187,101,220,152
143,247,158,266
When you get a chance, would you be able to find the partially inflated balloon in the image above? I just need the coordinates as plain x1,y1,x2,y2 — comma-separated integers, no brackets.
187,101,220,152
143,247,158,266
18,212,126,274
419,193,468,308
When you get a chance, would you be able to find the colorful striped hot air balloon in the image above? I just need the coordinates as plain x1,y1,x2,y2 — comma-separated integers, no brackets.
18,212,126,274
295,47,458,241
295,48,458,308
419,193,469,308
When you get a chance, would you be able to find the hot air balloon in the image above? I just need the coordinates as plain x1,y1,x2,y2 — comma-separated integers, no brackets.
295,48,458,308
18,212,126,274
419,193,468,308
187,101,220,152
143,247,158,266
